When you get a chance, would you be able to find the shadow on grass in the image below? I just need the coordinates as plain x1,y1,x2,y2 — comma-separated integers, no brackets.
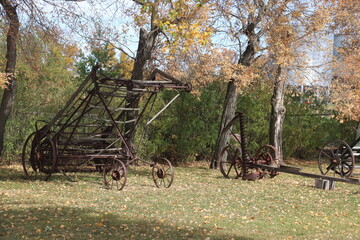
0,166,28,182
0,166,105,188
126,166,153,177
0,206,254,240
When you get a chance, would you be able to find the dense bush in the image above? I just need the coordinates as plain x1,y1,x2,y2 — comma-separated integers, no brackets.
236,83,272,155
283,90,357,159
138,81,227,164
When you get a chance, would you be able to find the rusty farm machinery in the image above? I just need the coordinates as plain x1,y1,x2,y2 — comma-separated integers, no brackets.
21,65,191,190
218,112,360,186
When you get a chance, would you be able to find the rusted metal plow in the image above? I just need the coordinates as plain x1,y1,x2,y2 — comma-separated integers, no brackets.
219,112,360,186
22,65,191,190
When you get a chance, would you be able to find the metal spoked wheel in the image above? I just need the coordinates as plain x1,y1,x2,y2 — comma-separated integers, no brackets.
22,133,57,181
255,145,277,163
37,136,57,181
254,144,278,178
318,139,355,178
103,159,127,190
219,144,242,179
152,158,174,188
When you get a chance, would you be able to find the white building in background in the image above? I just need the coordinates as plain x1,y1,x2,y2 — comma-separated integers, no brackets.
333,34,346,57
287,29,342,103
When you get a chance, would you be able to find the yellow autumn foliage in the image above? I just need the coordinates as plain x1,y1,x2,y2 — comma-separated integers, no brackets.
327,0,360,120
331,47,360,120
0,72,8,88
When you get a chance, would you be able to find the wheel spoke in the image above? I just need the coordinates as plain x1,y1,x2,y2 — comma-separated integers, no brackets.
320,149,333,160
219,145,242,179
329,148,336,159
324,164,332,175
226,164,233,176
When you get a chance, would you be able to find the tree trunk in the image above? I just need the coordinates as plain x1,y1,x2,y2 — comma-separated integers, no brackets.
210,23,258,169
210,80,237,169
131,27,159,80
269,65,285,163
125,27,160,148
0,0,19,156
356,121,360,140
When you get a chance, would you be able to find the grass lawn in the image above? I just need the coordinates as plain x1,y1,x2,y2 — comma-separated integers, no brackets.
0,160,359,240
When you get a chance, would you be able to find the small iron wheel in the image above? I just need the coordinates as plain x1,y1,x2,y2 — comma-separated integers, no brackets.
152,158,174,188
103,159,127,190
22,133,57,181
254,145,278,178
318,139,355,178
219,144,242,179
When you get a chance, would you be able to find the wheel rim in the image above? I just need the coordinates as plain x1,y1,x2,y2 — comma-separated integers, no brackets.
103,159,127,190
152,158,174,188
255,145,277,163
318,139,355,178
219,145,242,179
22,132,38,180
36,136,57,181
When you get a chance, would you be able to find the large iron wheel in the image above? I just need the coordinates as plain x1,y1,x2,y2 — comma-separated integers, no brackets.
152,158,174,188
103,159,127,190
219,144,242,179
318,139,355,178
22,133,57,181
36,136,57,181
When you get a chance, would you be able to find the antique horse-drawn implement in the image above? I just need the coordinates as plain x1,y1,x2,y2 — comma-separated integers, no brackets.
219,112,360,186
22,65,191,190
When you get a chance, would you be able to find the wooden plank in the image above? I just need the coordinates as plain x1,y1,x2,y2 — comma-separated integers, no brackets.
60,132,111,136
82,115,136,124
72,137,119,141
132,80,173,84
63,147,121,152
89,105,140,111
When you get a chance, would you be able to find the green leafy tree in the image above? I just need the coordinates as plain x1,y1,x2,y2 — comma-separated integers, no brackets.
76,43,132,79
2,25,78,160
